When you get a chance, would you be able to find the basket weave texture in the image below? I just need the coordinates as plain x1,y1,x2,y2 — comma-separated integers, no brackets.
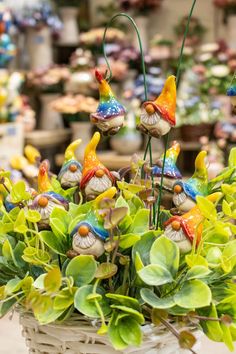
20,312,201,354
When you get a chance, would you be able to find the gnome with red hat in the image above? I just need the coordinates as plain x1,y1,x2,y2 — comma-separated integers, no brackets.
164,193,221,253
138,75,176,137
80,132,118,200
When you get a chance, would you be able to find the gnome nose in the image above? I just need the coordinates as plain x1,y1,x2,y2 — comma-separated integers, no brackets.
145,104,155,115
69,164,78,173
38,196,49,208
171,220,181,231
95,169,105,178
78,225,89,237
174,184,183,194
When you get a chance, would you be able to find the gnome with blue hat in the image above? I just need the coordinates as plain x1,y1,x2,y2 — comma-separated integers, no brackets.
172,150,208,213
152,141,182,192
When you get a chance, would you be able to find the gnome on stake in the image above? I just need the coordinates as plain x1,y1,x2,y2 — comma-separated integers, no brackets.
173,150,208,213
58,139,83,189
138,75,176,137
80,132,118,200
90,69,126,135
152,141,182,192
164,193,221,253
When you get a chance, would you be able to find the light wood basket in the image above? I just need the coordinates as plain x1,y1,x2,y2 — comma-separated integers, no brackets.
19,312,201,354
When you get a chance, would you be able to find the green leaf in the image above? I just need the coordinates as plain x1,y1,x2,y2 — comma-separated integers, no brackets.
174,280,212,309
119,317,142,346
53,287,77,310
118,233,141,249
66,255,97,287
140,288,175,309
185,254,208,268
95,263,117,279
106,294,140,311
222,200,232,217
138,264,173,286
228,147,236,167
44,268,62,294
34,274,46,289
74,285,110,318
115,195,130,215
186,266,211,280
10,180,31,203
108,315,128,351
14,209,28,234
196,196,217,221
110,305,144,324
129,209,149,234
104,207,128,229
50,207,70,238
0,298,17,317
13,241,26,268
35,307,65,325
206,247,222,268
40,230,67,256
134,252,144,272
221,323,234,352
221,240,236,273
150,235,179,277
132,231,158,266
199,304,223,341
25,210,41,223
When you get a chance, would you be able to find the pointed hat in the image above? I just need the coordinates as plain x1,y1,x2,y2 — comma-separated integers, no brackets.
165,192,222,244
173,151,208,201
143,75,176,126
90,69,126,121
152,141,182,179
80,132,114,188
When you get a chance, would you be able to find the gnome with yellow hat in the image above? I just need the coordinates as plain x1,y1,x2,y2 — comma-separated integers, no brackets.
164,192,221,253
58,139,83,189
173,151,208,213
90,69,126,135
80,132,118,200
138,75,176,138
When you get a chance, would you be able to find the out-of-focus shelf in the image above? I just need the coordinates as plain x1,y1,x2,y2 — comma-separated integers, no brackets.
179,141,201,150
25,129,71,149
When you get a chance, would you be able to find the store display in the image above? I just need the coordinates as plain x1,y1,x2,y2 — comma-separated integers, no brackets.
0,4,16,67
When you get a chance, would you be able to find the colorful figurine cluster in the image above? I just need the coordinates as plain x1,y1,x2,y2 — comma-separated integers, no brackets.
0,4,16,67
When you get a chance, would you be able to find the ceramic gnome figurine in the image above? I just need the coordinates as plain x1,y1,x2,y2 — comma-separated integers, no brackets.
138,75,176,137
80,132,118,200
31,160,69,229
68,187,117,258
227,83,236,114
164,193,221,253
90,69,126,135
152,141,182,192
10,145,41,181
58,139,83,189
172,150,208,213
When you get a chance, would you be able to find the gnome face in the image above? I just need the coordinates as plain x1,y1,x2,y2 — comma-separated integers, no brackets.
140,103,171,138
173,183,196,213
58,161,82,189
71,222,105,258
164,220,192,253
91,114,125,136
84,168,113,200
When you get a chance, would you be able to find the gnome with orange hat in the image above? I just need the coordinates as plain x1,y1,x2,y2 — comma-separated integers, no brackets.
80,132,118,200
152,141,182,192
138,75,176,138
90,69,126,135
164,192,221,253
173,151,208,213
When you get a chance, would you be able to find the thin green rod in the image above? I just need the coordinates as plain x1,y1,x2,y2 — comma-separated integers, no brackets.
102,13,148,101
155,0,197,229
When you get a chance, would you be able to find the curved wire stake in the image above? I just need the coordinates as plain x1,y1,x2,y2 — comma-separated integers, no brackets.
155,0,197,229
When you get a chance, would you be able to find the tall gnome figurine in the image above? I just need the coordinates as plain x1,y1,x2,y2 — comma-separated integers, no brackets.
90,69,126,135
173,151,208,213
58,139,83,189
80,132,117,200
152,141,182,192
138,75,176,137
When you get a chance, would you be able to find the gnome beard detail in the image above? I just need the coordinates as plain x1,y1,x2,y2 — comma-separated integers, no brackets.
138,75,176,138
173,184,196,213
164,222,192,254
84,170,113,200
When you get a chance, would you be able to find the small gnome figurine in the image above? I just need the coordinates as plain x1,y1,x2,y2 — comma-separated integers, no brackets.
58,139,83,189
173,151,208,213
30,160,69,229
152,141,182,192
138,75,176,138
227,83,236,114
80,132,117,200
68,187,117,258
164,193,221,253
90,69,126,135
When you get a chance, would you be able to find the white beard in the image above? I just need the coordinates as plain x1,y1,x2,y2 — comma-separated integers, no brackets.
60,169,82,187
73,233,104,257
85,174,112,197
93,115,124,133
140,109,171,136
164,225,192,253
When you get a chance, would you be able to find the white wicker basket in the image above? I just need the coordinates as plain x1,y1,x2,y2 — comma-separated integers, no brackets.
19,312,201,354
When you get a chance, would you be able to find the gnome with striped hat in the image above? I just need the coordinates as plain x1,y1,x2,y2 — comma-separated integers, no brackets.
138,75,176,138
80,132,118,200
90,69,126,135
